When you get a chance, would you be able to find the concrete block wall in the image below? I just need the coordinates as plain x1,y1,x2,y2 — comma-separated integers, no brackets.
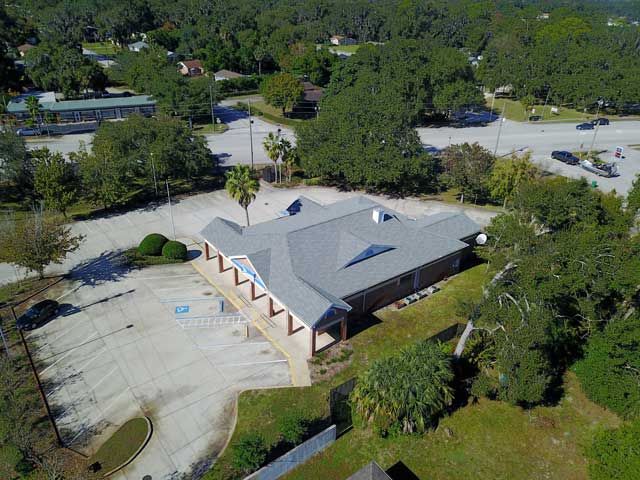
244,425,337,480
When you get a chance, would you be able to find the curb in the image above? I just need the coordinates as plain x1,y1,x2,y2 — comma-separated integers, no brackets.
101,416,153,478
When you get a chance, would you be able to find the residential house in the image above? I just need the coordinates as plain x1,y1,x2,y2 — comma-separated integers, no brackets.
330,35,357,46
347,462,392,480
214,69,245,81
128,41,149,52
178,60,204,76
201,196,482,357
17,43,35,57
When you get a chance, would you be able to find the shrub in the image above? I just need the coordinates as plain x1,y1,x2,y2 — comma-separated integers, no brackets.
588,419,640,480
277,410,308,445
573,314,640,419
232,432,267,474
161,240,187,261
351,340,454,436
138,233,168,256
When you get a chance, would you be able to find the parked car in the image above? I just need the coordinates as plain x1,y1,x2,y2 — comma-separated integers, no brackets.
16,127,41,136
16,300,59,330
551,150,580,165
576,122,594,130
580,159,619,178
591,118,610,125
528,115,542,122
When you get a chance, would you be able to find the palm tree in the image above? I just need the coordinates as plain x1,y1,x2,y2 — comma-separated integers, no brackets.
351,339,454,435
262,132,280,183
25,96,42,130
225,165,260,226
279,140,296,183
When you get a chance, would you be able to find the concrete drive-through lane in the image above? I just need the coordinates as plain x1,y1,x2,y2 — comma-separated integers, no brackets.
30,262,290,479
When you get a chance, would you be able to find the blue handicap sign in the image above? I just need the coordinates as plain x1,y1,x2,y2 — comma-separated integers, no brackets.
175,305,189,314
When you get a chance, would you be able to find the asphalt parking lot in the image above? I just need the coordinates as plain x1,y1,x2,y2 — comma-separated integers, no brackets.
28,261,290,480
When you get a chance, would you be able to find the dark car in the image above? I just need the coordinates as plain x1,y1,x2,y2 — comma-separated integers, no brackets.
16,300,59,330
16,127,41,136
529,115,542,122
551,150,580,165
576,122,594,130
591,118,610,126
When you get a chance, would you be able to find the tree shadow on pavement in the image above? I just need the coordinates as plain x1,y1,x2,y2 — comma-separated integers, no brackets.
67,251,137,287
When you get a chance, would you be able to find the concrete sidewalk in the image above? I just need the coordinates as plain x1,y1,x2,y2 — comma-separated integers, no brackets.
190,243,313,387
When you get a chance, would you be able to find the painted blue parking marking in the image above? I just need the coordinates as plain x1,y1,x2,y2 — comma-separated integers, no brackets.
175,305,190,314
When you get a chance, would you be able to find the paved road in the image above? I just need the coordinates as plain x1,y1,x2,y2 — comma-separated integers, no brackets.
418,119,640,194
24,103,296,168
0,185,496,285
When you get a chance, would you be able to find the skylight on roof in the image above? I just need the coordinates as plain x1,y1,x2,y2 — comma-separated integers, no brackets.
343,244,394,268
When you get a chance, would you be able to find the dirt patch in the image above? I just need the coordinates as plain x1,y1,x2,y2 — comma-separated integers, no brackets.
308,342,354,383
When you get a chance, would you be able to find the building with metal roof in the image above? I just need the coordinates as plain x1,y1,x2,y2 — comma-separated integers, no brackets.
200,196,481,356
7,91,156,123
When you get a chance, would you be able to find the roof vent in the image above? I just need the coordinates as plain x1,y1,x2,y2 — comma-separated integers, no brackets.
372,208,386,224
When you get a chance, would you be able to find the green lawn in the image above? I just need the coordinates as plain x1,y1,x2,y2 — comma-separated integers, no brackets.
251,101,303,127
204,264,489,480
82,41,118,55
421,188,504,213
489,97,640,123
87,417,150,477
193,122,229,134
282,373,619,480
205,263,621,480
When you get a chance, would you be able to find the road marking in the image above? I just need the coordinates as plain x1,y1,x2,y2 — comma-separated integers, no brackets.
219,359,288,367
136,274,201,280
88,366,118,392
46,348,108,396
175,305,190,314
39,332,99,375
160,297,225,303
55,284,82,301
197,341,270,349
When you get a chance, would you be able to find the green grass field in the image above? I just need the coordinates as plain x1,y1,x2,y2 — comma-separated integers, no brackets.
81,41,118,55
205,264,489,480
489,97,640,123
205,263,620,480
87,418,150,477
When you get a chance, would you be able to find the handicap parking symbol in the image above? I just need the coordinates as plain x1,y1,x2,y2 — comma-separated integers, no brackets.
175,305,189,314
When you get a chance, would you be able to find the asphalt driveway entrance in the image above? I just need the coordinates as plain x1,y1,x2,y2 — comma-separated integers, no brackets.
28,261,290,480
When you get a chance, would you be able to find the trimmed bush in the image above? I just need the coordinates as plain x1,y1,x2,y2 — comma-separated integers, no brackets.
161,240,187,261
138,233,168,256
277,409,309,445
588,419,640,480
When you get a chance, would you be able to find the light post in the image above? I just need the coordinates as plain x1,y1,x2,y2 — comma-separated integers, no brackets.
209,82,216,130
150,152,158,197
166,179,176,240
493,102,506,156
248,99,255,169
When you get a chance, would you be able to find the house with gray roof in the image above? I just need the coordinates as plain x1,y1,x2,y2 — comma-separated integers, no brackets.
200,196,481,356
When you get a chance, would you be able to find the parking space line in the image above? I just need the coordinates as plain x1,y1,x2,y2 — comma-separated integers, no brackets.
136,274,201,280
196,341,270,349
218,359,288,367
40,332,99,375
55,284,82,301
160,297,225,303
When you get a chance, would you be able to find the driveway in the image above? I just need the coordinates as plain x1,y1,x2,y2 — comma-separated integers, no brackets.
0,185,497,285
28,261,290,479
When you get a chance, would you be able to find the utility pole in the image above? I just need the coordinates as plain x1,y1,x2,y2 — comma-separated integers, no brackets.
494,102,506,156
541,88,551,119
489,92,496,121
209,82,216,130
587,121,601,160
0,317,9,356
166,179,176,240
248,100,254,170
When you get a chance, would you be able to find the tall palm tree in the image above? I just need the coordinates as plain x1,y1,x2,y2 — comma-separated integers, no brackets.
225,165,260,226
262,132,280,183
25,96,42,130
279,139,295,182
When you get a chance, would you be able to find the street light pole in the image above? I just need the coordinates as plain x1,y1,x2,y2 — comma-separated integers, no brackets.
209,82,216,130
587,121,601,160
494,102,506,156
489,92,496,121
150,152,158,197
248,99,255,170
166,179,176,240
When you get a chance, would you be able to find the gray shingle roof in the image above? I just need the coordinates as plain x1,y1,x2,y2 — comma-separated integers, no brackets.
201,196,480,328
347,461,392,480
